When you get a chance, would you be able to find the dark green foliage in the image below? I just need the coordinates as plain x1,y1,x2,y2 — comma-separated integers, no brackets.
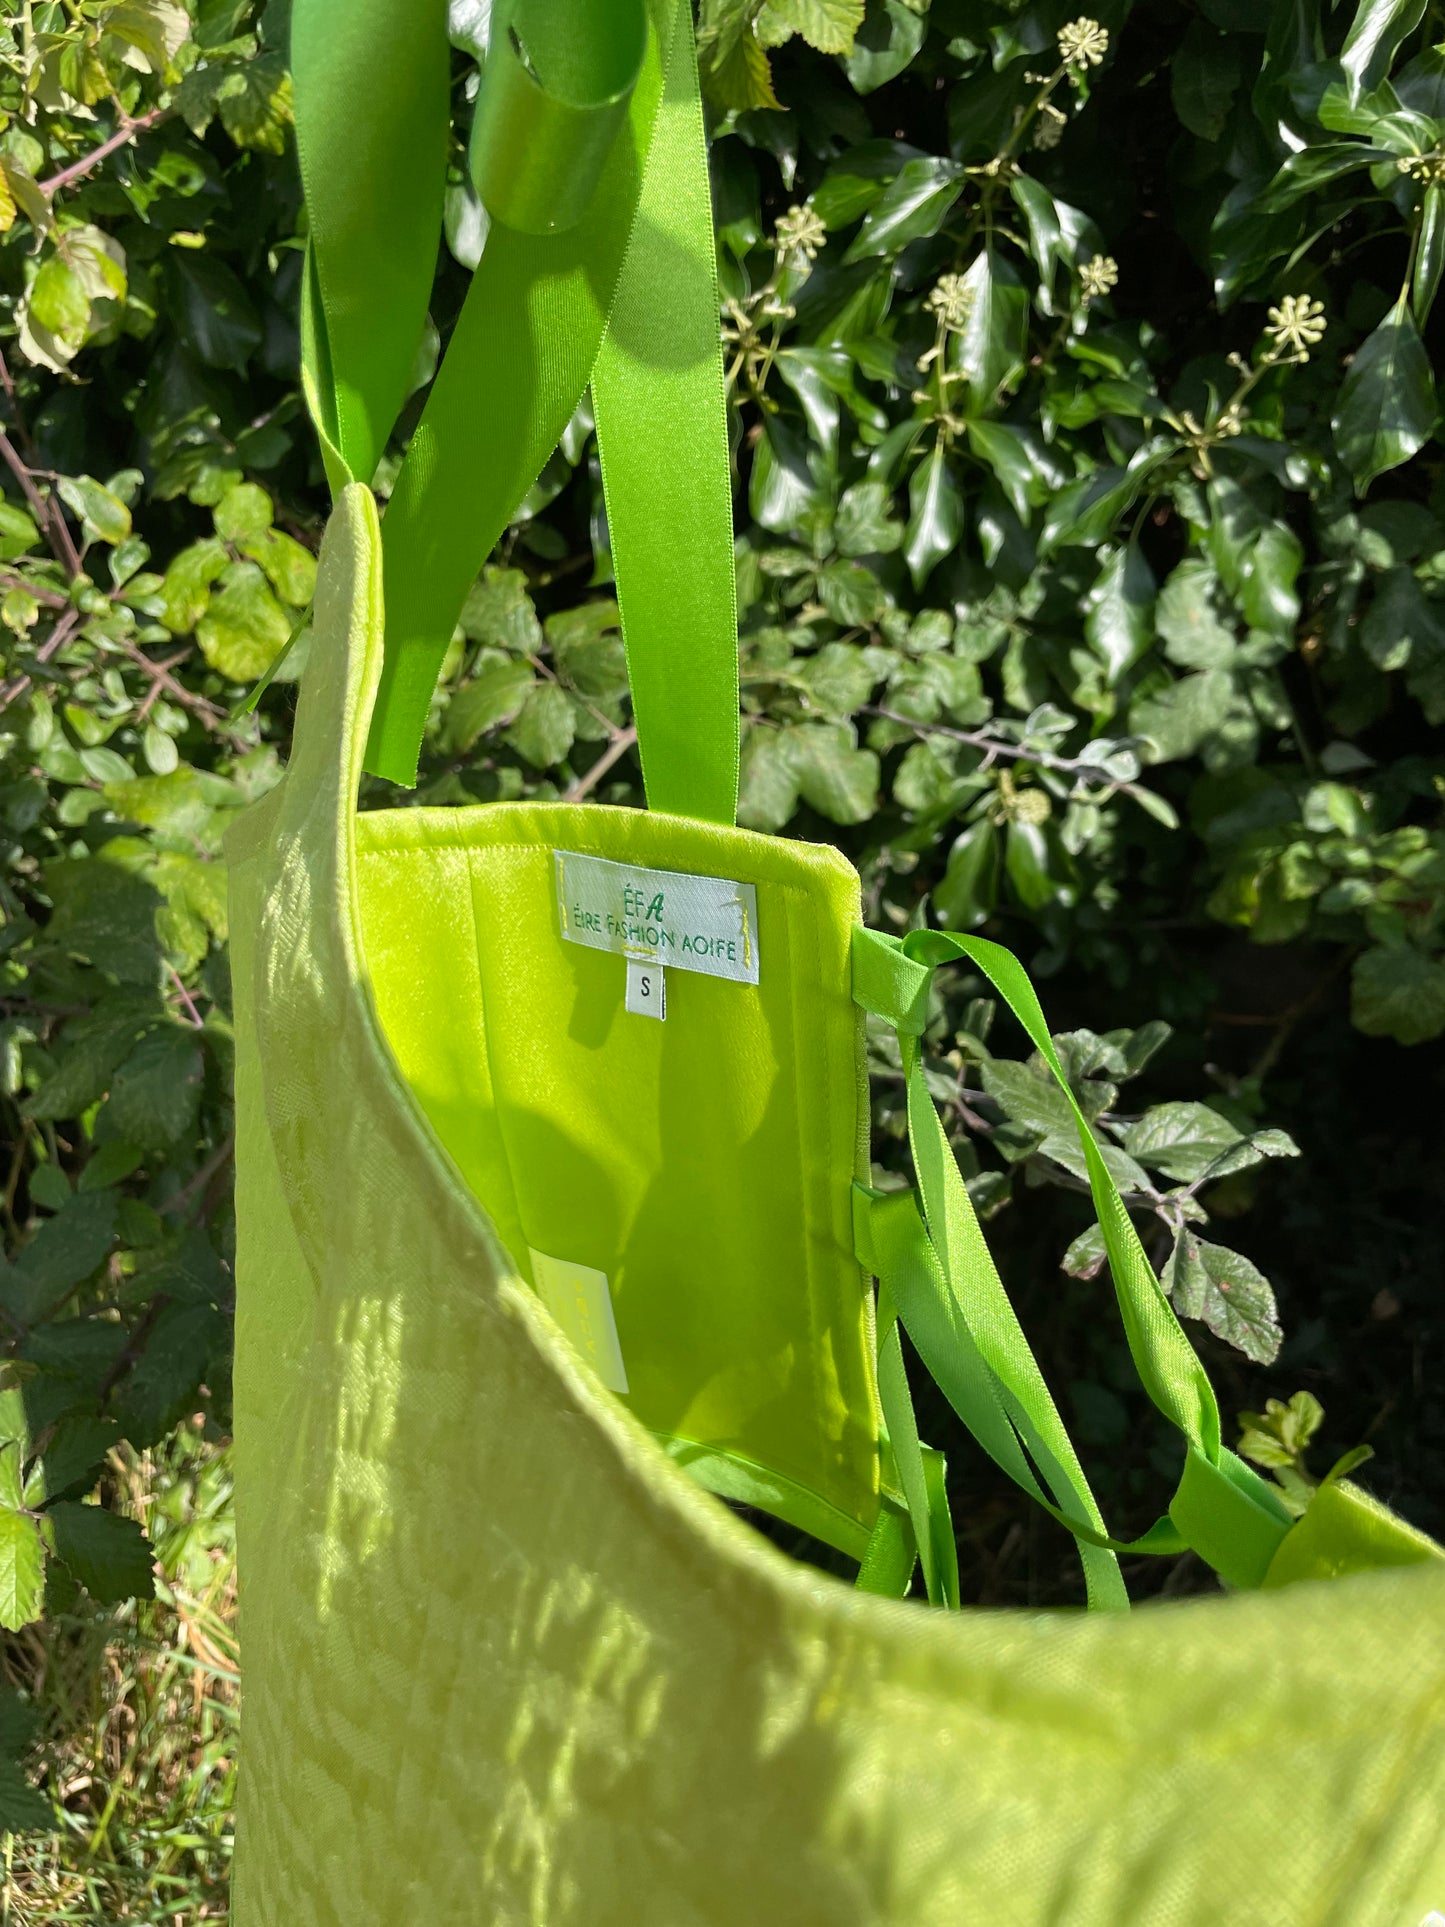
0,0,1441,1846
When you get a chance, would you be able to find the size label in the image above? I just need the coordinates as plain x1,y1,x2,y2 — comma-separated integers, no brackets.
625,959,666,1020
555,851,759,985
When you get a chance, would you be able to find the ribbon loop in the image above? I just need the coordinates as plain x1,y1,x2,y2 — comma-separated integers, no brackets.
471,0,647,235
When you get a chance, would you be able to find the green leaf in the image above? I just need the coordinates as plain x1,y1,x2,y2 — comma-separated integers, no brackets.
798,639,880,713
750,417,821,533
29,256,90,347
817,559,886,627
439,662,536,754
1341,0,1427,103
56,474,131,546
757,0,864,55
1164,1231,1283,1364
1351,942,1445,1042
932,819,998,929
197,560,293,680
505,680,577,769
1083,544,1156,681
109,1301,223,1448
0,502,39,563
1255,143,1389,216
213,481,273,545
459,568,543,653
161,536,229,634
1415,181,1445,324
787,722,879,822
1131,669,1235,764
846,0,927,93
106,1026,205,1151
1332,298,1438,494
6,1192,118,1324
0,1753,52,1832
844,156,963,260
30,1414,118,1504
170,253,263,372
957,250,1029,404
1122,1101,1299,1183
215,52,294,154
1171,19,1244,139
737,726,800,831
835,479,903,556
0,1510,44,1631
965,421,1035,522
47,1502,155,1605
904,444,962,588
1156,558,1236,670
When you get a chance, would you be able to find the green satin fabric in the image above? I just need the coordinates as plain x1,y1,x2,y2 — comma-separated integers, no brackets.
470,0,647,235
295,0,739,816
226,481,1445,1927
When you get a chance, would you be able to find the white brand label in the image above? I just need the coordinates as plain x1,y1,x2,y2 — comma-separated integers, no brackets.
625,958,666,1020
528,1247,629,1395
554,851,759,985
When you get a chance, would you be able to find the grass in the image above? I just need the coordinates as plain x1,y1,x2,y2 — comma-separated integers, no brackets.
1,1426,237,1924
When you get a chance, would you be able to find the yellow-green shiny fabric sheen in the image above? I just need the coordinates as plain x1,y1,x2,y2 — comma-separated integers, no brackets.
228,489,1445,1926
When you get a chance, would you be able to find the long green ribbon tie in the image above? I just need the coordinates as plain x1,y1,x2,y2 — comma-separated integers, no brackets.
853,926,1295,1600
295,0,741,815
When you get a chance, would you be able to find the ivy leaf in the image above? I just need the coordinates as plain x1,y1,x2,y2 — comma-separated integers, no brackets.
1171,18,1244,138
170,253,263,372
787,722,879,822
0,1510,44,1632
1340,0,1428,103
1084,543,1156,681
47,1502,155,1606
1351,943,1445,1043
957,249,1029,404
904,444,962,588
1156,558,1236,670
1414,181,1445,324
1332,297,1438,494
214,54,294,155
1131,668,1236,763
834,479,903,556
757,0,864,56
750,417,822,532
965,421,1035,522
844,157,963,260
846,0,927,93
737,726,800,831
817,559,886,627
932,819,998,929
1164,1231,1283,1364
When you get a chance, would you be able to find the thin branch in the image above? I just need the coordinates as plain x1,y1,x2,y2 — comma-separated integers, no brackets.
865,704,1161,811
563,724,638,802
38,106,166,198
0,604,83,713
160,1135,235,1222
0,427,82,578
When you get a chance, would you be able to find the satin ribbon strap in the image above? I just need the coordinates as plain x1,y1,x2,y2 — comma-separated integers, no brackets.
472,0,647,235
292,0,449,491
